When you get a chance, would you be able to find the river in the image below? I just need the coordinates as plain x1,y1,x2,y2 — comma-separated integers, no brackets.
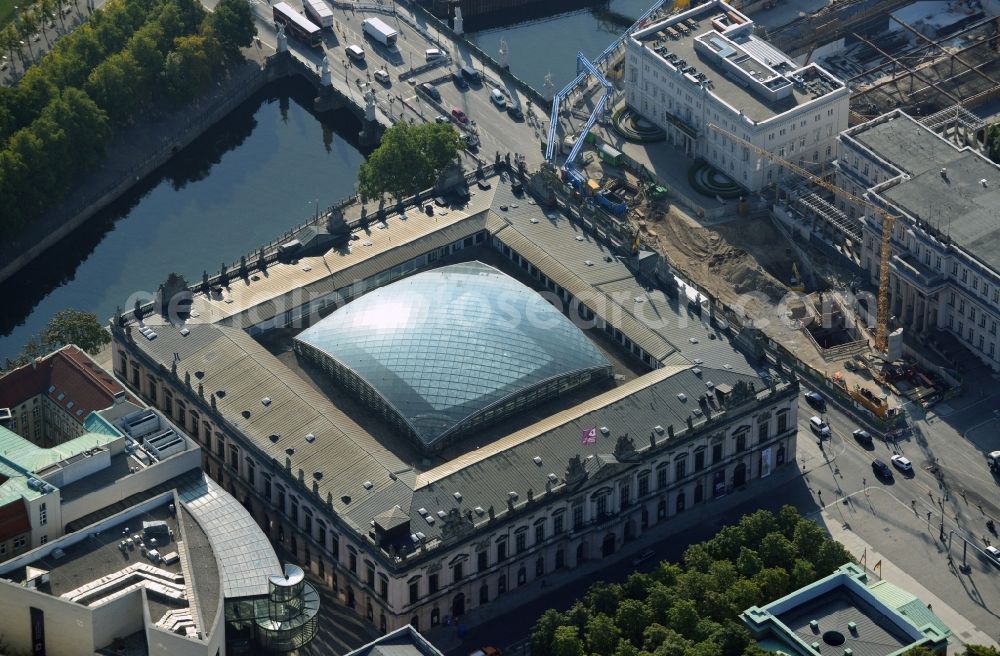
0,0,656,364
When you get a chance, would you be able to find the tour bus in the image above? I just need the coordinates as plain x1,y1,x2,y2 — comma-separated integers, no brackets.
273,2,321,48
302,0,334,30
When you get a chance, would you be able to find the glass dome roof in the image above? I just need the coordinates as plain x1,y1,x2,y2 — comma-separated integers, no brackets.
294,261,610,448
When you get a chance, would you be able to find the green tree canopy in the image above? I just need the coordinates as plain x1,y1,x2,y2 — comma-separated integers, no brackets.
3,309,111,372
357,122,463,201
206,0,256,61
529,507,856,656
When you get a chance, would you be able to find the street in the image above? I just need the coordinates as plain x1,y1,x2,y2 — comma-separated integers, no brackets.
247,0,549,164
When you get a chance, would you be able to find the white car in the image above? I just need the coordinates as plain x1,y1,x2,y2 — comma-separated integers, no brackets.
490,88,507,109
890,454,913,473
373,69,390,84
985,545,1000,567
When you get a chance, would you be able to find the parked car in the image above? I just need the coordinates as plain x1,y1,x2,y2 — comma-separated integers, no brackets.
460,64,480,83
985,545,1000,567
809,416,831,438
852,428,873,446
425,48,443,60
507,104,524,120
434,115,448,123
490,88,507,109
373,69,390,85
804,390,826,411
462,133,480,149
988,450,1000,472
451,107,467,123
452,70,468,89
632,549,656,567
419,82,440,101
890,454,913,473
872,458,893,480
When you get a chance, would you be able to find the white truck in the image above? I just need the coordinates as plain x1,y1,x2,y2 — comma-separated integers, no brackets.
362,17,397,48
302,0,333,29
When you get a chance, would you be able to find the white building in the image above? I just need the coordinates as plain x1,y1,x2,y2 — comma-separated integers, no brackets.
625,0,850,191
838,110,1000,371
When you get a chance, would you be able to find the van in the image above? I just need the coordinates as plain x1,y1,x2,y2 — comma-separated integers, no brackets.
346,44,365,61
809,416,831,438
451,70,468,89
460,64,480,82
425,48,443,60
490,88,506,108
418,82,440,101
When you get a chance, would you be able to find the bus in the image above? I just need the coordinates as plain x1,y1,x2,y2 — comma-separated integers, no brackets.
273,2,321,48
302,0,333,30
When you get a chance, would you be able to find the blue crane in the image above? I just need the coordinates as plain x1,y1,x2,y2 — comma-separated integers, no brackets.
544,0,669,165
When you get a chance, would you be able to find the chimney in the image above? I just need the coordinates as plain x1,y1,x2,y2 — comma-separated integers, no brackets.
113,390,126,405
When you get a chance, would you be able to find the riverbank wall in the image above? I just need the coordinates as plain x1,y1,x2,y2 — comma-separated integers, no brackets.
0,50,378,286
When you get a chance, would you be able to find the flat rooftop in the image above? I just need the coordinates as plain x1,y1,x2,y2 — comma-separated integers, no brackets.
777,586,912,656
844,112,965,177
7,503,195,627
881,148,1000,273
633,0,845,123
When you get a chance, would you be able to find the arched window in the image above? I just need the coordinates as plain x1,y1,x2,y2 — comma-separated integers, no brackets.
479,583,489,604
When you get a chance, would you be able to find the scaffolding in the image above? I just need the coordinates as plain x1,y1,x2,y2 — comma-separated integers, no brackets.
794,191,863,243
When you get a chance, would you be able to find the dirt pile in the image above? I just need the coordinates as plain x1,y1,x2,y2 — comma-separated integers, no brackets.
643,210,789,310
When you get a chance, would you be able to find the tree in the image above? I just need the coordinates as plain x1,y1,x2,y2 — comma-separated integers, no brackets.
551,626,584,656
41,309,111,353
205,0,255,61
357,122,462,200
585,614,619,656
985,123,1000,164
164,32,218,101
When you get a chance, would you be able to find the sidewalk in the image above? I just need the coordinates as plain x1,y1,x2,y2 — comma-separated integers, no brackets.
822,514,998,650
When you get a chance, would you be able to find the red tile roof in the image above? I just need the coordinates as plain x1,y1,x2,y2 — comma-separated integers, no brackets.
0,346,136,425
0,499,30,541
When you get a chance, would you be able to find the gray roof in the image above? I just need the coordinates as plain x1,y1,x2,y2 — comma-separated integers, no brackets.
634,1,844,123
777,586,913,656
846,112,965,177
177,473,281,599
294,261,612,449
881,149,1000,272
345,625,443,656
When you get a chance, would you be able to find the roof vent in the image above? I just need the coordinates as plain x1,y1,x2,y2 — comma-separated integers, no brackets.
341,495,352,504
693,358,703,365
314,471,323,480
940,167,947,177
418,508,428,516
415,532,426,541
261,397,271,406
654,425,665,434
689,337,699,344
692,408,703,417
693,367,702,376
180,328,190,336
425,515,436,525
547,473,558,482
216,390,226,398
304,433,316,443
530,218,539,223
474,506,485,515
847,622,857,634
599,426,610,436
285,447,295,455
509,491,519,500
584,260,594,266
194,371,204,379
677,393,687,402
436,510,447,519
809,620,819,631
981,178,989,188
453,491,462,501
533,456,543,465
363,480,373,490
269,433,280,443
241,410,251,419
706,381,714,388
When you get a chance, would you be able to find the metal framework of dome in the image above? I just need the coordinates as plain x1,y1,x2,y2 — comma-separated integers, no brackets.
293,261,612,451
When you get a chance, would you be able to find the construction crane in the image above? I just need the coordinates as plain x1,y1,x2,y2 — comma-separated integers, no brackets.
705,123,898,354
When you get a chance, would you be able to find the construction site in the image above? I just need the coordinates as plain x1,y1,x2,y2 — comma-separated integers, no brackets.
535,0,1000,431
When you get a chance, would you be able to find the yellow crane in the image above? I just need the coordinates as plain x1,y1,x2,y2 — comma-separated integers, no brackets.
705,123,898,354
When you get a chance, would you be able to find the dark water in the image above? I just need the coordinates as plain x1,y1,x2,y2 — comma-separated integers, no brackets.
0,77,366,362
0,2,659,363
465,0,658,90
